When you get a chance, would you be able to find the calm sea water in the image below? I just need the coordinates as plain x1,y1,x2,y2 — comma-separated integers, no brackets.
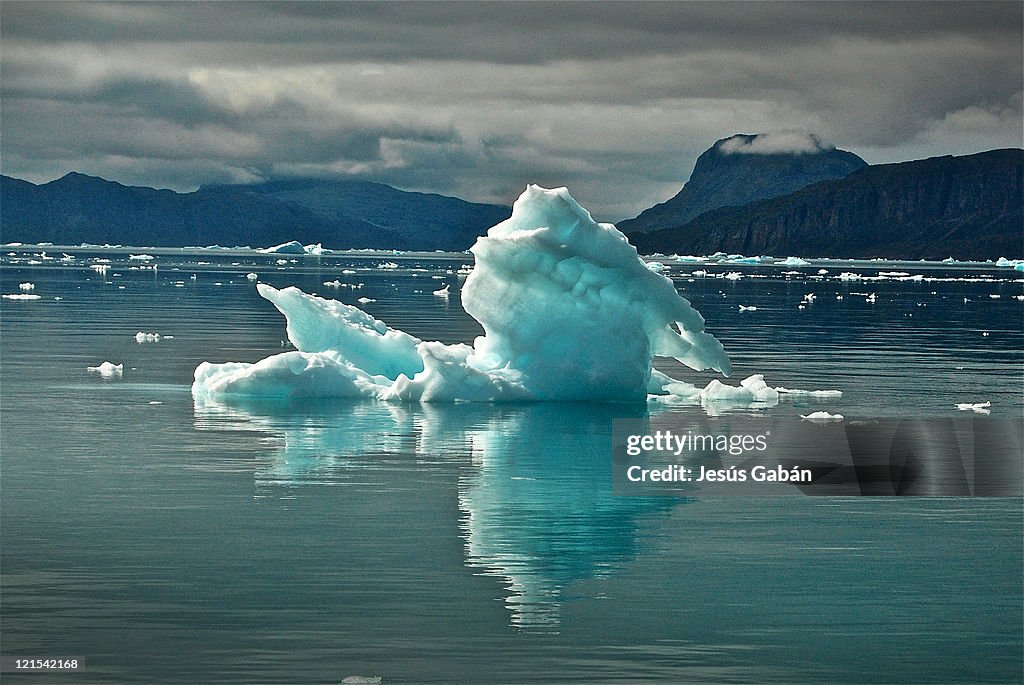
2,247,1022,684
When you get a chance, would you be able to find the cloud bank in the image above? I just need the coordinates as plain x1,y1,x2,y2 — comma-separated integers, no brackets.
1,1,1021,220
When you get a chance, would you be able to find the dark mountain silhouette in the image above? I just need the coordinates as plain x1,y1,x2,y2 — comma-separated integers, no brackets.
0,173,510,251
619,133,867,234
629,149,1024,260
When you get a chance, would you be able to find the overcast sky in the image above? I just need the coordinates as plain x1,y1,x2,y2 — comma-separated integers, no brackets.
2,1,1021,220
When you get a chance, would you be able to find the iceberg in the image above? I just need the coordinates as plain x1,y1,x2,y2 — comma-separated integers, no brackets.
88,361,123,377
259,241,307,255
193,186,731,402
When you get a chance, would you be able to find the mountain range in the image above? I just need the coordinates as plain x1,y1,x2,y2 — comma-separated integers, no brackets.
630,148,1023,260
0,174,510,251
1,135,1021,258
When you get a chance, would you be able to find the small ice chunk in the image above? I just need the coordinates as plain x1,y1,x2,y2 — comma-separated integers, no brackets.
18,282,35,291
956,401,991,413
801,411,844,422
88,361,123,377
341,677,382,685
739,374,780,401
779,256,811,266
378,261,399,270
433,284,450,297
2,293,41,300
775,387,843,398
645,261,666,272
260,241,306,254
738,305,758,312
723,271,743,280
357,297,375,303
246,272,259,281
135,332,162,343
129,254,154,261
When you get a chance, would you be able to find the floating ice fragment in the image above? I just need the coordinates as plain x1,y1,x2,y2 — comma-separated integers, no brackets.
645,261,666,272
774,387,842,398
129,254,154,261
18,282,34,291
801,411,844,422
956,401,991,413
779,256,811,266
723,271,743,280
246,272,259,281
2,293,41,300
260,241,306,255
88,361,123,377
378,261,399,270
433,284,450,297
357,297,375,303
738,305,758,312
194,186,731,402
135,332,162,343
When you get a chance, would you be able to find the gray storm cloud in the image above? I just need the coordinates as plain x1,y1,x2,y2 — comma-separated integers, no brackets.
0,1,1020,220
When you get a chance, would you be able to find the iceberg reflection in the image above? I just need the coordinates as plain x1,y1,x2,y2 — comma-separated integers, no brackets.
193,398,680,629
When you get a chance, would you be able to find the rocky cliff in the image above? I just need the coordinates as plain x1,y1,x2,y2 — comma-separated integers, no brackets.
619,133,867,234
630,149,1023,259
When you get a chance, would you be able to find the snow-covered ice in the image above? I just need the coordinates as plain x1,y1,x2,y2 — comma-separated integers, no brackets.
801,411,844,422
193,185,731,402
956,401,991,413
260,241,307,255
88,361,123,377
779,257,811,266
